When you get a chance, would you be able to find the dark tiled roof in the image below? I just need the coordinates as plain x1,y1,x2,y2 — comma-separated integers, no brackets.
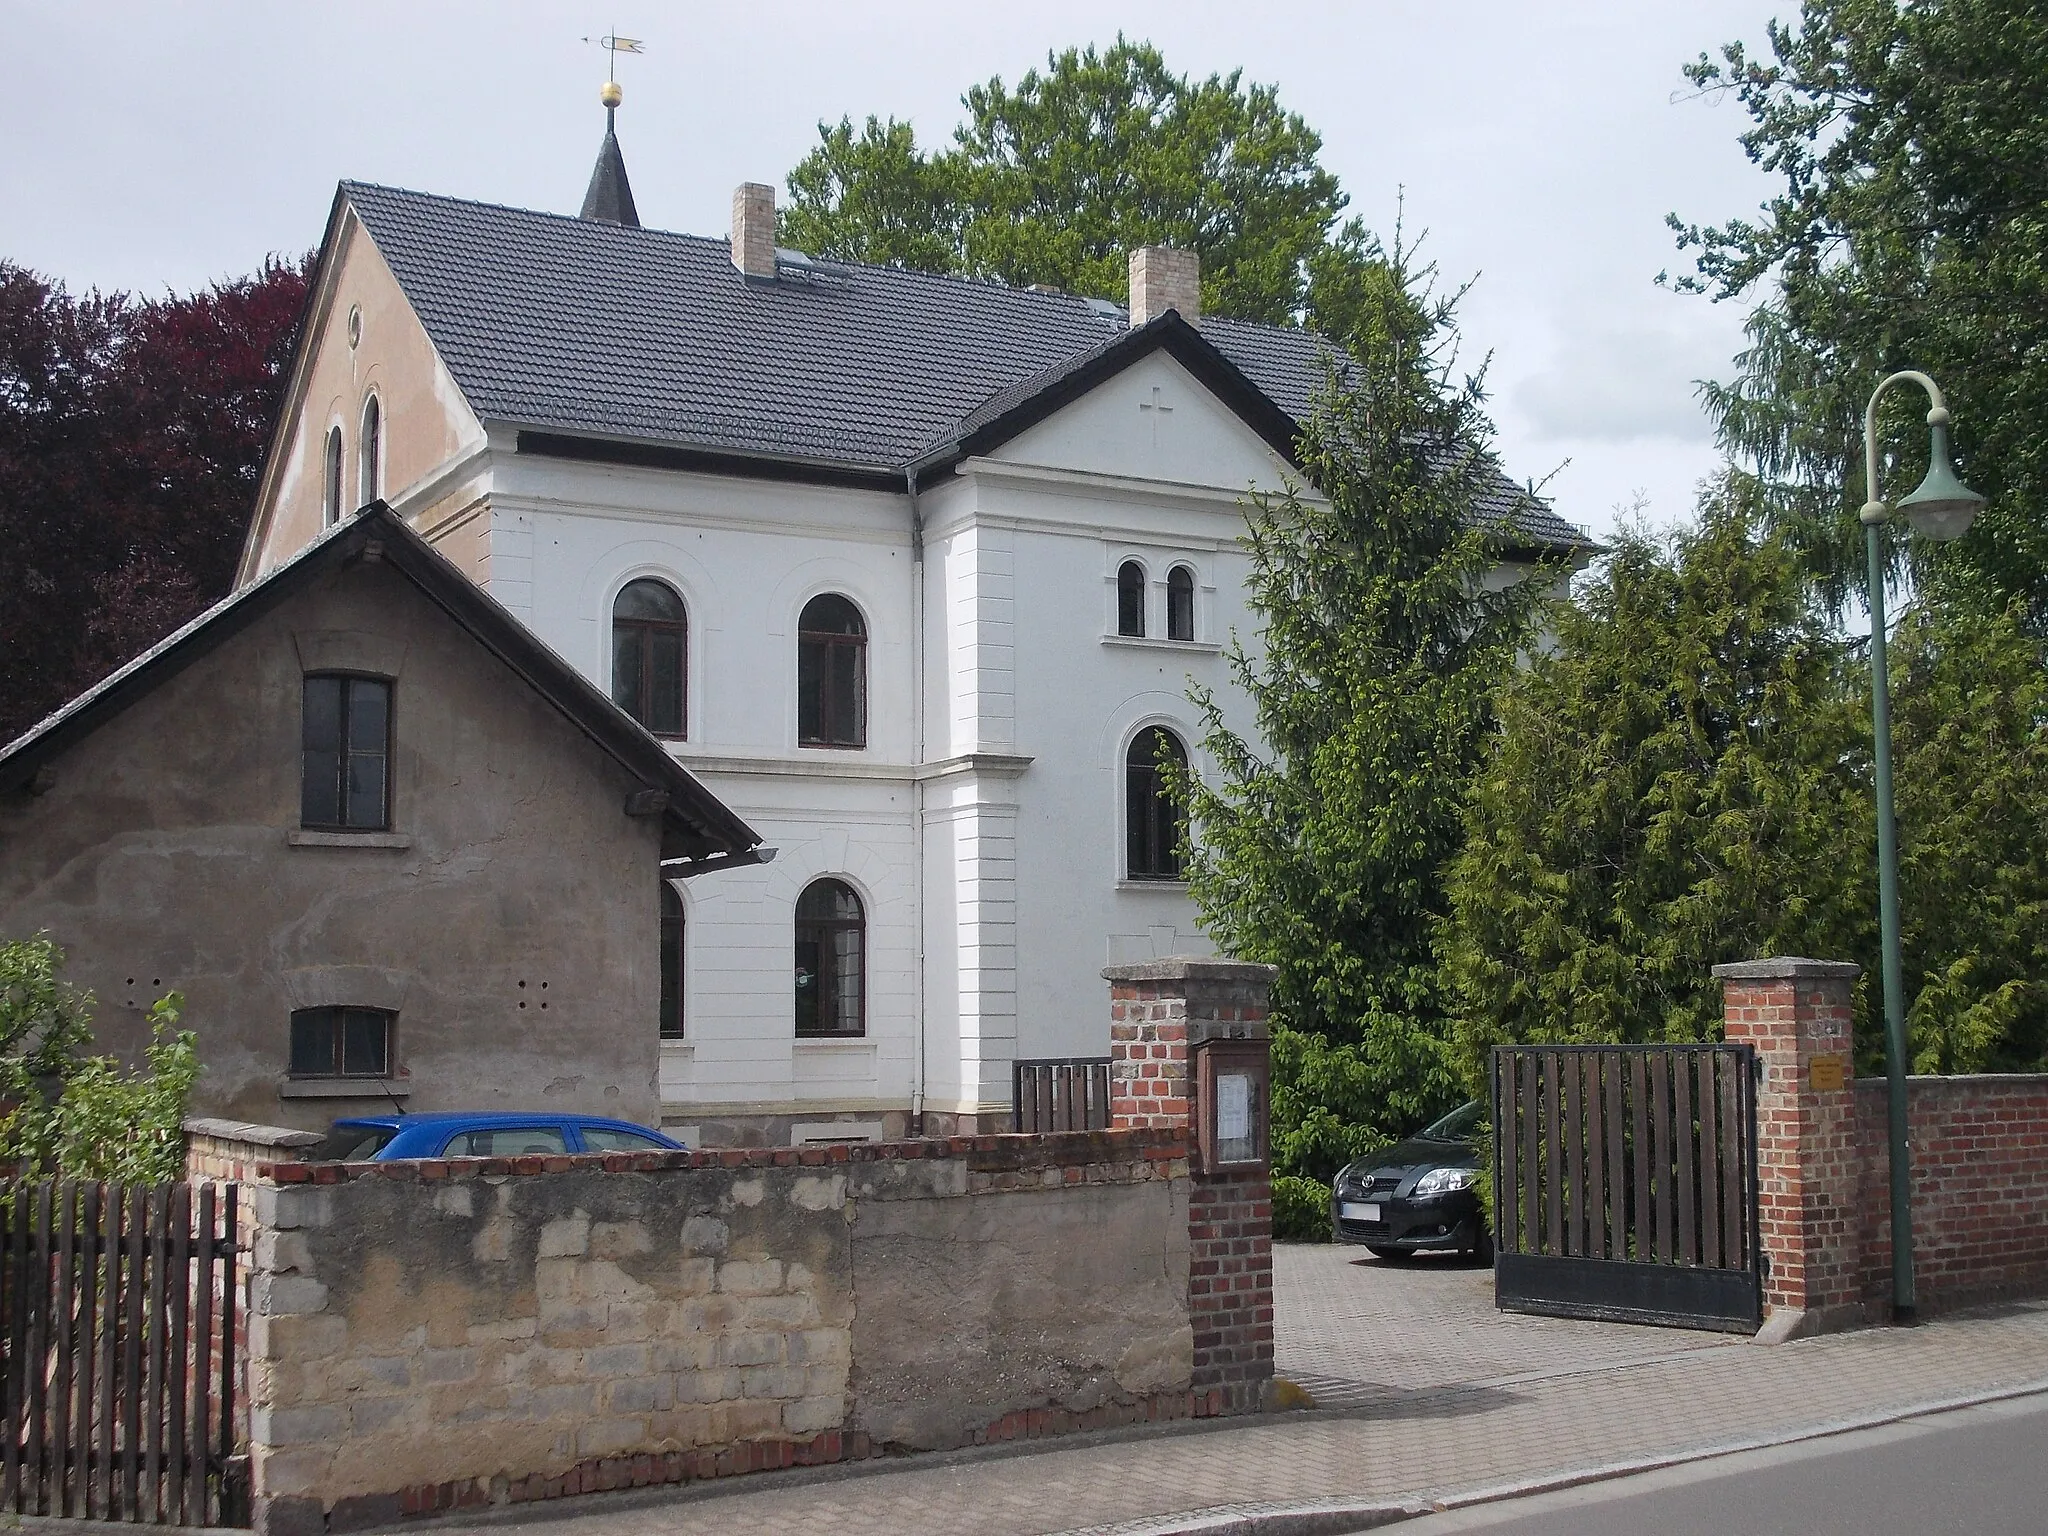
341,182,1585,549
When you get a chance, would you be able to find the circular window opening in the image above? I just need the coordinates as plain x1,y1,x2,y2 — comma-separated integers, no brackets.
347,305,363,349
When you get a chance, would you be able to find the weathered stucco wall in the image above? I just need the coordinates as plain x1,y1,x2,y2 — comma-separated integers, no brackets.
244,1132,1193,1532
0,557,667,1129
248,215,485,583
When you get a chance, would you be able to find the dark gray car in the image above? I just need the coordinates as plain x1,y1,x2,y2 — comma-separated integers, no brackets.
1331,1100,1490,1261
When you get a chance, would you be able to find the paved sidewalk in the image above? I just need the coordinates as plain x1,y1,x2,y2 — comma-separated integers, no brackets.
386,1276,2048,1536
1273,1242,1733,1407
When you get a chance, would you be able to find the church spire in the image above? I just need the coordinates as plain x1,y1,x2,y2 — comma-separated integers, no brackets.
579,79,641,227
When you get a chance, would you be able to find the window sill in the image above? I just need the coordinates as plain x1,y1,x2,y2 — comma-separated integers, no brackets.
794,1036,873,1049
1117,878,1193,893
1101,635,1222,655
288,830,412,849
277,1078,412,1099
659,1039,693,1055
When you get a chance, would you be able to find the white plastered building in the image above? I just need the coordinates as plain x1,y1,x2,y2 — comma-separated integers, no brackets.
238,146,1586,1144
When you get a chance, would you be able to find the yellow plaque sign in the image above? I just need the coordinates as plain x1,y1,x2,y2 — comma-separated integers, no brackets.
1808,1055,1847,1092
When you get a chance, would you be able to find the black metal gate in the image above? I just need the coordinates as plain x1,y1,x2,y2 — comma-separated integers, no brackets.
0,1180,242,1523
1492,1045,1761,1332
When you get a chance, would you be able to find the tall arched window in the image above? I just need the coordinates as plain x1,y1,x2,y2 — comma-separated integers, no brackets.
358,394,382,505
1167,565,1196,642
1117,560,1147,637
322,426,344,527
612,579,688,737
794,878,865,1036
798,594,866,748
1126,726,1189,881
659,882,685,1039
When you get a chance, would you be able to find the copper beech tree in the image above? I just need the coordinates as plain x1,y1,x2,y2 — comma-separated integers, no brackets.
0,256,309,742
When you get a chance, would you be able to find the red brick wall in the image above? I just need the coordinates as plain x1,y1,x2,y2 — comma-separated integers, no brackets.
1105,958,1276,1415
1855,1075,2048,1312
1188,1168,1273,1414
1720,967,1862,1320
1108,981,1192,1132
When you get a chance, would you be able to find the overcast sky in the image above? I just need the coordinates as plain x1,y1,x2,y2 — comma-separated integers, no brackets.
2,0,1784,542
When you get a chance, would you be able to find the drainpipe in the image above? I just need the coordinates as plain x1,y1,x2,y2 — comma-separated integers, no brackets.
906,465,928,1135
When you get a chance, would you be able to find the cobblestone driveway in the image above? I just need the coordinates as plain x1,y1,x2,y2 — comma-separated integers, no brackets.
1273,1241,1736,1407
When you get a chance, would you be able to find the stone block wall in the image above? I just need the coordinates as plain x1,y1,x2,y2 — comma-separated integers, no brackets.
186,1117,323,1182
243,1131,1196,1534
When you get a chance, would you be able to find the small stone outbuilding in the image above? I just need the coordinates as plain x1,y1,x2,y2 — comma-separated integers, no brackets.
0,502,761,1130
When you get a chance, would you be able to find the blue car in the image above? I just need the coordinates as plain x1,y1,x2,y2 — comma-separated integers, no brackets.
316,1112,686,1162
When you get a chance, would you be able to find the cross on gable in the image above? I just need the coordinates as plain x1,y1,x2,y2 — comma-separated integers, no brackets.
1139,385,1173,446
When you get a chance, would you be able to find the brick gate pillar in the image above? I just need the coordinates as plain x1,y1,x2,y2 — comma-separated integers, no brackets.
1712,956,1869,1338
1104,958,1275,1414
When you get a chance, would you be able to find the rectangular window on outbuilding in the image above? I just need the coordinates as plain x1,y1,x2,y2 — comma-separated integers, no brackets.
289,1007,393,1078
302,674,391,829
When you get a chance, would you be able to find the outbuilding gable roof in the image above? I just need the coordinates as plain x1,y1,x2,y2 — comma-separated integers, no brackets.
0,504,762,868
336,182,1586,550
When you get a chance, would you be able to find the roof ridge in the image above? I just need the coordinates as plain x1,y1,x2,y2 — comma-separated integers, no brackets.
339,180,1344,346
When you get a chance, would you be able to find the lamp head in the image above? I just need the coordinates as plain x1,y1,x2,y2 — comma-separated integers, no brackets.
1897,409,1986,541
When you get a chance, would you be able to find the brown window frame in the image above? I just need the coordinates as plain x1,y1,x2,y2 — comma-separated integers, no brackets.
288,1006,394,1079
659,881,686,1040
612,579,689,739
300,672,393,831
797,594,868,749
794,878,866,1038
1167,565,1196,641
1116,560,1147,637
1125,726,1189,881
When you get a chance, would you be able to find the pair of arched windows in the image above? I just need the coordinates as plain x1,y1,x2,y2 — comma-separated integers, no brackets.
610,585,868,748
320,395,383,527
1116,561,1197,642
658,876,867,1039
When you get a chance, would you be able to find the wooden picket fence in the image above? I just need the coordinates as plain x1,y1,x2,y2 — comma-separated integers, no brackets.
0,1179,242,1524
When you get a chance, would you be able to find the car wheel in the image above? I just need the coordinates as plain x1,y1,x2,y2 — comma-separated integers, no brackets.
1366,1245,1411,1262
1470,1226,1494,1265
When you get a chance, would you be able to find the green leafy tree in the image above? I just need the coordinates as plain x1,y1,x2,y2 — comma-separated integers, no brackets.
1445,479,2048,1081
1887,599,2048,1072
782,37,1348,325
1669,0,2048,622
1166,242,1553,1234
1444,479,1869,1078
0,936,200,1183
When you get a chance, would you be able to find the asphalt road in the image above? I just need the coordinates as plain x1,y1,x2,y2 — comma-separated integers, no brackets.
1396,1390,2048,1536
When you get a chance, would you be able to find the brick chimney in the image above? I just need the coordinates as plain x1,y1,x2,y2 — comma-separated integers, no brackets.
732,183,777,278
1129,246,1200,326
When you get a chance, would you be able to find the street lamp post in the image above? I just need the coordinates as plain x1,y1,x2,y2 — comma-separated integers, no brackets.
1858,369,1986,1326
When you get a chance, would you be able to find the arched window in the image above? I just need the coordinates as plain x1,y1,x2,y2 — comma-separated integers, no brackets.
794,878,865,1036
612,579,688,737
659,882,685,1039
798,594,867,748
1125,726,1189,881
322,426,344,527
358,394,382,505
1168,565,1196,642
1117,560,1147,637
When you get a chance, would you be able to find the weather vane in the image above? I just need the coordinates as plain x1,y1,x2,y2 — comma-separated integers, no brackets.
581,31,645,119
